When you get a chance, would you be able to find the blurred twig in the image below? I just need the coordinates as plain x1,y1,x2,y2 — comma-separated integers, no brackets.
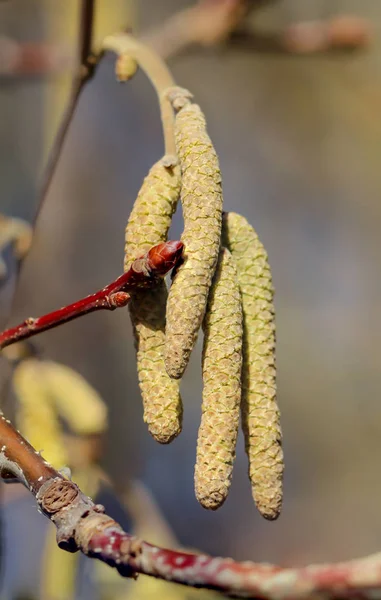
39,0,97,213
2,0,100,333
141,0,372,59
142,0,249,59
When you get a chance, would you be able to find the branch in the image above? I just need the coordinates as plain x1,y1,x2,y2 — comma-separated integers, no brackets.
39,0,98,208
102,33,177,158
141,0,249,59
138,1,371,60
1,413,381,598
0,241,183,348
5,1,100,325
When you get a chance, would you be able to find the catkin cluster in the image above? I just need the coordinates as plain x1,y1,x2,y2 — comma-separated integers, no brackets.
222,212,284,520
125,159,183,444
118,57,283,516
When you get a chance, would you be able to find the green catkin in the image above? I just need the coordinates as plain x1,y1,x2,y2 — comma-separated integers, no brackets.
222,211,284,520
165,95,223,379
125,158,182,444
195,248,243,509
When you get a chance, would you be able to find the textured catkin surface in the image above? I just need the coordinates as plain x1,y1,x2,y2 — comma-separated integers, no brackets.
195,248,243,509
222,212,283,520
124,160,181,269
125,159,182,444
165,103,223,379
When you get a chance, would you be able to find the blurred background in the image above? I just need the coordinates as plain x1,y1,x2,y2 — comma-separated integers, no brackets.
1,0,381,598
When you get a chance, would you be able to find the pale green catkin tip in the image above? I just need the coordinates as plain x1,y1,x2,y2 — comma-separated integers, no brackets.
125,159,182,444
165,102,223,380
222,211,284,520
195,248,243,509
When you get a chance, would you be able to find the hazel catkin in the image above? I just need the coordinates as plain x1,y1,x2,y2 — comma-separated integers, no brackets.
195,247,243,509
115,53,138,82
165,93,223,379
125,158,182,444
222,211,284,520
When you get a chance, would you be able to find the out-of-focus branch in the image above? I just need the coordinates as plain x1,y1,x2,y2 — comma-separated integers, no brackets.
0,241,183,349
2,411,381,598
142,0,248,59
0,37,74,76
39,0,98,208
0,1,100,330
102,33,177,158
140,0,372,59
282,15,373,54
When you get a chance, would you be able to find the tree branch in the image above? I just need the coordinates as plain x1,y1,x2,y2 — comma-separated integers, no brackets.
141,0,249,59
39,0,98,208
0,411,381,599
0,241,183,349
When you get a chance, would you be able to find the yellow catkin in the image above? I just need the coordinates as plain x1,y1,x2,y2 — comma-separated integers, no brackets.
115,53,138,82
222,212,284,520
13,359,67,468
195,248,243,509
13,358,108,468
165,98,223,379
125,158,182,444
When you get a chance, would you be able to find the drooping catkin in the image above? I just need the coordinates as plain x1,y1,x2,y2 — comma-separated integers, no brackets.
125,158,183,444
195,248,243,509
165,95,223,379
222,212,284,520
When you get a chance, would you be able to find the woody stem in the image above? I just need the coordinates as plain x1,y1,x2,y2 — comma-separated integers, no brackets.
0,241,183,349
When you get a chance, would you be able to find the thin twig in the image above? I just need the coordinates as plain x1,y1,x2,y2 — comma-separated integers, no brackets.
5,0,100,321
102,33,177,158
0,0,100,347
0,412,381,598
141,0,249,59
39,72,87,204
0,241,183,349
39,0,97,208
79,0,96,66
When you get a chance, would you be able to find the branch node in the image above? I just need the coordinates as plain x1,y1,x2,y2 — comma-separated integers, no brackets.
161,154,179,168
109,291,130,308
165,86,193,112
40,479,79,515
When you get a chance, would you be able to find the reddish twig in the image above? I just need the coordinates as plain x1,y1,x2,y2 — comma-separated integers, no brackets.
1,412,381,598
0,241,183,349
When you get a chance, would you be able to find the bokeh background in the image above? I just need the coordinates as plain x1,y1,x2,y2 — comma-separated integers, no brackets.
1,0,381,598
